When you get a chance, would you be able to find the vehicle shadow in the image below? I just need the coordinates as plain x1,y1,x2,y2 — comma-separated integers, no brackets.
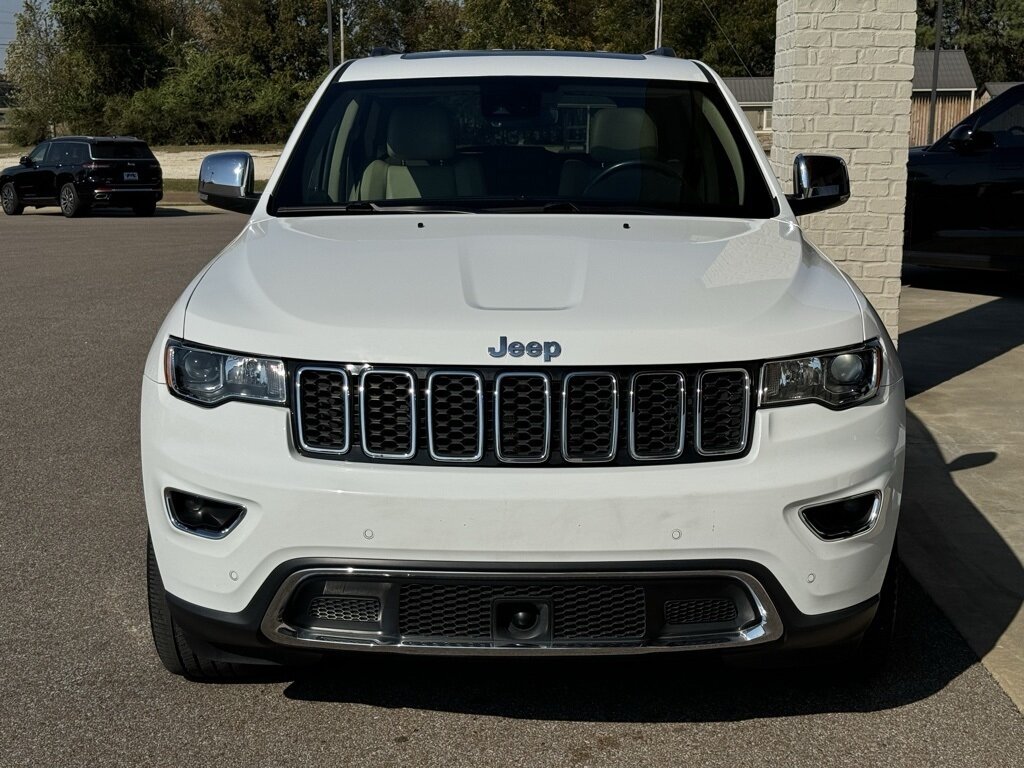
277,273,1024,719
901,266,1024,396
29,207,212,218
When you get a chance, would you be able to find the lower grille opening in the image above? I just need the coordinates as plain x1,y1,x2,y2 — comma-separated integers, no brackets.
664,598,738,625
308,596,381,624
398,582,647,641
273,571,775,651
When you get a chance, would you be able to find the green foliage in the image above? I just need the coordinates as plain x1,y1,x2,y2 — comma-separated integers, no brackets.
105,51,304,144
6,0,1024,145
917,0,1024,85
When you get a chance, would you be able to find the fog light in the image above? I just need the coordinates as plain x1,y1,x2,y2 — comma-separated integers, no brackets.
800,491,881,541
165,489,245,538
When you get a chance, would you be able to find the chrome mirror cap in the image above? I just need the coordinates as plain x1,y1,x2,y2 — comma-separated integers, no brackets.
786,153,850,217
198,151,259,214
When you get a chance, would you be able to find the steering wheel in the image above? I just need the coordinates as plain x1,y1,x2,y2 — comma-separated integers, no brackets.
1008,125,1024,136
582,159,686,196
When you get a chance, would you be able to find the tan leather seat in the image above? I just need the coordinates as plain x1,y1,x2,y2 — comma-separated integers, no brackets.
559,108,678,201
358,105,485,201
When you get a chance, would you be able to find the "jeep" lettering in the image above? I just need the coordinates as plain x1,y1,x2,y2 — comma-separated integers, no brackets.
487,336,561,362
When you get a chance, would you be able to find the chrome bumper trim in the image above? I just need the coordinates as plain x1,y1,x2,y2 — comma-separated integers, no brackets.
259,566,784,655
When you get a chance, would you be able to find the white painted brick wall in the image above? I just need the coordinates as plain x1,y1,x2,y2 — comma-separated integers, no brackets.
771,0,916,341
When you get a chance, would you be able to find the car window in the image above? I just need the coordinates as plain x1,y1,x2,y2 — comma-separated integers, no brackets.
29,143,49,163
977,89,1024,148
52,141,88,165
68,142,89,163
272,76,777,218
91,141,155,159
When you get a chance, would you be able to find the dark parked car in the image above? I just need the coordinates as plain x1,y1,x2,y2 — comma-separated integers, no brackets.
0,136,162,218
905,83,1024,269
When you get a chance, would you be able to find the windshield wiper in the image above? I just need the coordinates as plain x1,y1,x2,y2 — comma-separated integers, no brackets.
274,201,477,216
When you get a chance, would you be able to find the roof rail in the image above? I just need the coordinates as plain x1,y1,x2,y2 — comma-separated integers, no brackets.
369,46,400,57
644,47,677,58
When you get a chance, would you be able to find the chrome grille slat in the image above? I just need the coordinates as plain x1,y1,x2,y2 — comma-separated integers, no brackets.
359,369,417,459
561,372,618,463
295,366,350,454
494,372,551,463
629,371,685,460
427,371,484,462
695,369,751,456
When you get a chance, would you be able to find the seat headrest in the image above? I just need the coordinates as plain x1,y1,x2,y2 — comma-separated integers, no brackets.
590,108,659,163
387,105,455,162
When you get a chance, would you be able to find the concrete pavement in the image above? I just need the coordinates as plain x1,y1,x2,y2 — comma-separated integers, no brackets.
899,266,1024,710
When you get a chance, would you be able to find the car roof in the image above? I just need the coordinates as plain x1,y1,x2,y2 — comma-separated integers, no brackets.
338,50,710,84
47,136,146,143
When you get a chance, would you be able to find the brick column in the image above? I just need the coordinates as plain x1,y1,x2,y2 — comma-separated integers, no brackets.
771,0,916,341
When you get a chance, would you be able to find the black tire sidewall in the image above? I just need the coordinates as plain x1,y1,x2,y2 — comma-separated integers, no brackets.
2,182,23,215
59,182,85,218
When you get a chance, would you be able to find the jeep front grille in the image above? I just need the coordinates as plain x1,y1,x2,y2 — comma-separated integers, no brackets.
293,364,754,466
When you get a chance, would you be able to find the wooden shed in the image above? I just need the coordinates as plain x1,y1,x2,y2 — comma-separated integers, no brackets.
910,50,977,146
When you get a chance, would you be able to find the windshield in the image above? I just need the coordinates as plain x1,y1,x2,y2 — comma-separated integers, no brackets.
271,76,777,217
91,141,155,160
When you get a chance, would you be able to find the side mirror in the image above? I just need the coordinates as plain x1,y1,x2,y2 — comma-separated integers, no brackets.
19,156,32,166
786,153,850,216
948,123,994,152
198,151,260,214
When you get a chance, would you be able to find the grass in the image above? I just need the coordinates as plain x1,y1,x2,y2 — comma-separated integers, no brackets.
151,144,284,154
163,178,268,193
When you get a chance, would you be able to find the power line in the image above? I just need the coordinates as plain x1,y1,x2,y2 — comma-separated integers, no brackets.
696,0,754,78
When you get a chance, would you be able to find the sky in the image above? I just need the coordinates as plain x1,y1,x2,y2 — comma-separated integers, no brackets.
0,0,23,72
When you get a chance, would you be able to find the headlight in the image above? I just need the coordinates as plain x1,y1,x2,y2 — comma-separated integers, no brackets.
164,339,285,406
759,341,881,409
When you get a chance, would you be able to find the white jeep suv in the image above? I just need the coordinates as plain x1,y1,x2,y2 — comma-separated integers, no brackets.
142,50,904,680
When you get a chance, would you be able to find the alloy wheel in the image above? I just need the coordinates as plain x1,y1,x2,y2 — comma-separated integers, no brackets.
60,185,75,215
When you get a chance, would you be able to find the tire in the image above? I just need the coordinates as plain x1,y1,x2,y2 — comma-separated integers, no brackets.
59,182,88,218
1,182,24,215
856,540,900,671
133,200,157,217
146,536,249,681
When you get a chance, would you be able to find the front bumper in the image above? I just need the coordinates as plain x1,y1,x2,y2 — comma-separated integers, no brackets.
165,558,879,663
142,375,904,654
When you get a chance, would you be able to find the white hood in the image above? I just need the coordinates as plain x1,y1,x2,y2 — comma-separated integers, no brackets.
183,214,866,366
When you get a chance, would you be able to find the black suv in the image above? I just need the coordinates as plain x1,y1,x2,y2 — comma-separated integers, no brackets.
905,83,1024,269
1,136,163,218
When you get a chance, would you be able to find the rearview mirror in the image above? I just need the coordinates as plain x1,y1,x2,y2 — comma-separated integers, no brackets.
786,154,850,216
198,152,260,214
19,156,31,166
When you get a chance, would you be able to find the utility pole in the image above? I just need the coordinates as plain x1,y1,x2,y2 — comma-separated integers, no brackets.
654,0,664,49
327,0,335,70
339,6,345,63
927,0,943,144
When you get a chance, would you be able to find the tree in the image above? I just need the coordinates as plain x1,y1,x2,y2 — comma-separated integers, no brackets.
5,0,67,143
917,0,1024,85
339,0,465,57
461,0,598,50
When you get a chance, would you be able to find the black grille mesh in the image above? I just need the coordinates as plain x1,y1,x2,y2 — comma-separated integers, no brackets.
308,596,381,623
698,371,749,454
631,372,684,458
664,598,738,625
496,375,549,460
297,368,349,452
563,374,617,461
429,374,482,459
399,583,646,640
362,371,414,456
